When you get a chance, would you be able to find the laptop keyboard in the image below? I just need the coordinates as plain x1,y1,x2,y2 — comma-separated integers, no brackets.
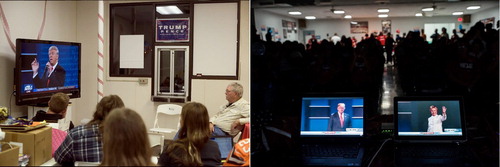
399,145,463,158
303,144,360,158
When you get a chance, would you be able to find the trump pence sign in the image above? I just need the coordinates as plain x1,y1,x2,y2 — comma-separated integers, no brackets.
156,18,190,42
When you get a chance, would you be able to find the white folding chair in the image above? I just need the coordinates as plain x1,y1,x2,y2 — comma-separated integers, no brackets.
148,132,164,164
150,104,182,136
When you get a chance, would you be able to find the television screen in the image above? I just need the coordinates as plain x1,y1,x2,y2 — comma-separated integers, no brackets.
15,39,81,105
299,94,365,137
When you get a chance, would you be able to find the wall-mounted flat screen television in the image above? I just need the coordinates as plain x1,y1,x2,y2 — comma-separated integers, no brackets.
15,38,81,105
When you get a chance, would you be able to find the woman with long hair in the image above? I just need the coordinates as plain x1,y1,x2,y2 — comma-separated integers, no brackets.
54,95,125,166
101,108,155,166
159,102,221,166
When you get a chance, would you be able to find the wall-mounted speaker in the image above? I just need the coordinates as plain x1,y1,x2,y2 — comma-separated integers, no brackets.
463,14,471,23
298,19,306,28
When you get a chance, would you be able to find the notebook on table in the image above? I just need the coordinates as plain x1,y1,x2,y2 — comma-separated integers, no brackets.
393,96,468,166
298,94,365,166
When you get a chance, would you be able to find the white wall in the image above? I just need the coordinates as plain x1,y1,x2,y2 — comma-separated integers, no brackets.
307,16,468,43
471,6,499,27
255,6,499,44
0,1,78,118
1,1,250,140
254,9,299,42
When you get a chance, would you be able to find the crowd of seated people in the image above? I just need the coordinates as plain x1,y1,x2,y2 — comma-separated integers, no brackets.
42,82,249,166
394,22,498,106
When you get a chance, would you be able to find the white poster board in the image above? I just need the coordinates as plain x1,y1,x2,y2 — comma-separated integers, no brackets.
120,35,144,69
193,3,238,77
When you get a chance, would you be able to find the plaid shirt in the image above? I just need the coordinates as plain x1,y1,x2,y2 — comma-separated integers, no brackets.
54,124,103,165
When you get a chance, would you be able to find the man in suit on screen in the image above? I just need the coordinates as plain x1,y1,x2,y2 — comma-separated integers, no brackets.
327,103,352,131
31,45,66,88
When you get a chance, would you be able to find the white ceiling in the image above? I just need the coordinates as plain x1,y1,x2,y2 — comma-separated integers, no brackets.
253,0,499,19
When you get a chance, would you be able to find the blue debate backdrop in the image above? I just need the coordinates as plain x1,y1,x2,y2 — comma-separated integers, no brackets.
301,97,364,131
20,43,79,94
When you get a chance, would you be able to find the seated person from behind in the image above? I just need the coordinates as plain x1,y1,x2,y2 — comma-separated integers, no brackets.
327,103,352,131
32,92,74,130
210,82,250,137
160,102,221,167
54,95,124,166
100,108,155,166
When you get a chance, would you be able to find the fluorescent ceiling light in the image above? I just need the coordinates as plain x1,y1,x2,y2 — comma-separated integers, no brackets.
351,21,358,24
452,11,464,15
415,13,423,17
422,7,434,12
377,9,390,13
344,15,352,19
333,10,345,14
288,11,302,15
467,6,481,10
378,14,388,18
156,6,183,15
305,16,316,20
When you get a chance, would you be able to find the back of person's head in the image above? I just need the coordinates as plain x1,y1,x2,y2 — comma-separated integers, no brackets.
178,102,211,148
160,140,202,167
88,95,125,126
101,107,153,166
48,92,70,114
229,82,244,98
442,27,447,32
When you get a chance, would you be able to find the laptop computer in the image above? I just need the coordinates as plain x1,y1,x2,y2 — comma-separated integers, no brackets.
393,96,468,166
298,94,365,166
210,136,234,160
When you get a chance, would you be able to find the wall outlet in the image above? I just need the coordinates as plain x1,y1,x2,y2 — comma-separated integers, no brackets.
138,78,148,84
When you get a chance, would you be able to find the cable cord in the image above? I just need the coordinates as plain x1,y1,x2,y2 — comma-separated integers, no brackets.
367,138,392,167
9,91,15,116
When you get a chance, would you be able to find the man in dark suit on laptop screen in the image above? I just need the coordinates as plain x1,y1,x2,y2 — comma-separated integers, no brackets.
31,45,66,88
328,103,352,131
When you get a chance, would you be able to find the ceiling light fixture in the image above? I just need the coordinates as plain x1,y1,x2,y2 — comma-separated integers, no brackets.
377,9,390,13
415,13,423,17
333,10,345,14
466,6,481,10
344,15,352,19
288,11,302,15
422,7,434,12
156,6,183,15
305,16,316,20
378,14,388,18
351,21,358,24
452,11,464,15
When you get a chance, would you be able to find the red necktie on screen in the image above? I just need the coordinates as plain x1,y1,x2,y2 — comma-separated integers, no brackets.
46,66,53,87
340,113,344,128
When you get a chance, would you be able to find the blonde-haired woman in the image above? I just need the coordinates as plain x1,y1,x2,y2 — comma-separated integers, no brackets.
101,107,155,166
159,102,221,167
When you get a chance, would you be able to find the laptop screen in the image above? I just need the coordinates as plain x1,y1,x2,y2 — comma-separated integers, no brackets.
210,136,234,159
394,96,466,141
300,96,364,137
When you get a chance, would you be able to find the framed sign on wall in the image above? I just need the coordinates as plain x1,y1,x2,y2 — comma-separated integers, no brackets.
382,20,391,34
156,18,190,42
351,21,368,34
